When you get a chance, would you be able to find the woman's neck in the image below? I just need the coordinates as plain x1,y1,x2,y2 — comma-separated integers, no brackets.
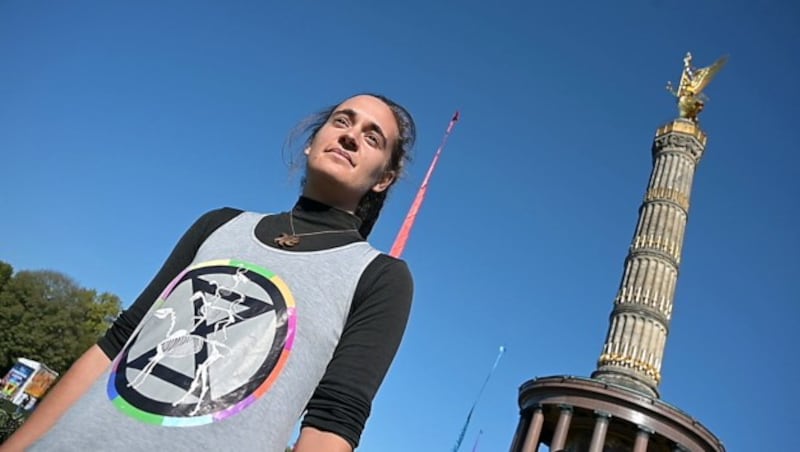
300,189,357,214
293,196,362,230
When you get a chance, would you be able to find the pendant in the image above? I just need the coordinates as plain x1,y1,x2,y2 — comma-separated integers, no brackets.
274,233,300,248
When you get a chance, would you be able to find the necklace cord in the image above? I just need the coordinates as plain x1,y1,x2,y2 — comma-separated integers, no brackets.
274,211,358,248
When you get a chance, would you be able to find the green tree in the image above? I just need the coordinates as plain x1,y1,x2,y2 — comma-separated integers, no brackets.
82,291,122,340
0,263,122,374
0,261,12,293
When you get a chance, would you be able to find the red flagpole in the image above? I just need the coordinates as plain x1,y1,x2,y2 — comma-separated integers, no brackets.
389,110,460,258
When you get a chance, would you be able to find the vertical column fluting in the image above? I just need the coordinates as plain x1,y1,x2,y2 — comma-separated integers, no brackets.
593,119,708,397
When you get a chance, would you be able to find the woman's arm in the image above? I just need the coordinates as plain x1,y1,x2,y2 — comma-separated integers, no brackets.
0,345,110,451
293,426,353,452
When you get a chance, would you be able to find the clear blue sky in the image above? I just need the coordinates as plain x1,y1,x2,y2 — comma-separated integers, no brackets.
1,1,798,450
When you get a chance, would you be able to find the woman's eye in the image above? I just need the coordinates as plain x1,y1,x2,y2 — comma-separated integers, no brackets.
333,117,348,126
366,134,380,147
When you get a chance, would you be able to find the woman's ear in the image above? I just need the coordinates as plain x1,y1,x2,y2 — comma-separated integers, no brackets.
371,170,396,193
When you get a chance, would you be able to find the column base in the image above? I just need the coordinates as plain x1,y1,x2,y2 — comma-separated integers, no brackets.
511,376,724,452
591,369,659,398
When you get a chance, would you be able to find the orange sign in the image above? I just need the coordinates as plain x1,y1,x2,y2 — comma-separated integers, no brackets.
24,370,58,398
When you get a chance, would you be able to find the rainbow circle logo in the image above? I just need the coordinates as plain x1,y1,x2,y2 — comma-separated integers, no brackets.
107,259,296,426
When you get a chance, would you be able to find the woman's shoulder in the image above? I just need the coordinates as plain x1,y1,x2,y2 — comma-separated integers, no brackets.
196,206,245,220
195,207,289,226
370,252,411,273
187,207,245,238
357,252,413,298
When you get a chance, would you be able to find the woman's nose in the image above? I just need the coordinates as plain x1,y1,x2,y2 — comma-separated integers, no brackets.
339,133,358,151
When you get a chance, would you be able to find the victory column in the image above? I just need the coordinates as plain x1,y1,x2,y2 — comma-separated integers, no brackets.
509,53,728,452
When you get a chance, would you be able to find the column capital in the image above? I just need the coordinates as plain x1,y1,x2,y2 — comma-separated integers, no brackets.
655,118,707,147
594,410,612,419
653,126,706,164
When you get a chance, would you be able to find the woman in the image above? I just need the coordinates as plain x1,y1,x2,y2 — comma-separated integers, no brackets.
3,93,416,452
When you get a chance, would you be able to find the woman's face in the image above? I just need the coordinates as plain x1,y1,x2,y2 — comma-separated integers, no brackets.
304,95,399,210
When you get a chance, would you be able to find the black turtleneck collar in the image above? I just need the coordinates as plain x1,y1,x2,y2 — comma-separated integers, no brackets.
291,196,363,233
253,196,365,252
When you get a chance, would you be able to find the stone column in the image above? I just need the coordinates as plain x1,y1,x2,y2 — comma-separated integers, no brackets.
588,411,612,452
520,406,544,452
550,405,573,450
633,426,653,452
508,411,529,452
592,119,708,397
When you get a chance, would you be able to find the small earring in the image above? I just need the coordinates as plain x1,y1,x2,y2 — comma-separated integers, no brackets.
303,147,310,155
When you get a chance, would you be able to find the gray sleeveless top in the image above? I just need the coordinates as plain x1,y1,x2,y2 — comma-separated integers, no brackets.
31,212,381,451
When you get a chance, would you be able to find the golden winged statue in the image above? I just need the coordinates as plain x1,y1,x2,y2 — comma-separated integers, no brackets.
666,52,728,122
